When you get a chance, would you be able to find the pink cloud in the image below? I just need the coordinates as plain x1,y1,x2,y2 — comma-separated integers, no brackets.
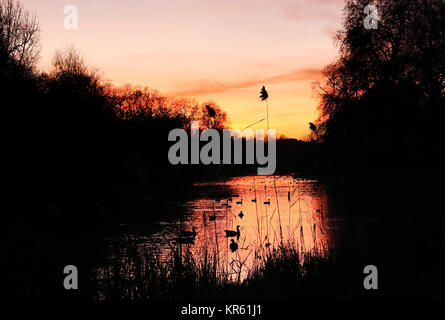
169,68,322,96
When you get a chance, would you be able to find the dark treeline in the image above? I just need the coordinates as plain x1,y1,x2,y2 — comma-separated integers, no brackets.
3,44,233,182
0,0,234,299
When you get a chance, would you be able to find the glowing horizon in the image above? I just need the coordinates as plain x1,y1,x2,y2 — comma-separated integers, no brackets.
22,0,345,138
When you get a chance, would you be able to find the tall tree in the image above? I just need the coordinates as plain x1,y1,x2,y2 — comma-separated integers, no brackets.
0,0,40,72
314,0,445,171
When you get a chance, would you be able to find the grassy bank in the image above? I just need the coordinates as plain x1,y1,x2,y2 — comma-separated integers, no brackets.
93,238,367,300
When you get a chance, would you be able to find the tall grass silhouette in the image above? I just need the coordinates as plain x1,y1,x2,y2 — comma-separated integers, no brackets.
93,176,332,300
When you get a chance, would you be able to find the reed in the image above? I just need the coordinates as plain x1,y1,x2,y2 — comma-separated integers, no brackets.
94,216,335,300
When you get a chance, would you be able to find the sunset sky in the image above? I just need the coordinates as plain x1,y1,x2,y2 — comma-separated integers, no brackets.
21,0,345,138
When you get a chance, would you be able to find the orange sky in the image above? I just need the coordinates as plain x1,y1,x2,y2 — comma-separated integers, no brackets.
22,0,345,138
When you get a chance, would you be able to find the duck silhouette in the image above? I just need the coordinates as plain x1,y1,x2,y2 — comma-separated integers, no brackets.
229,239,238,252
224,225,240,238
238,211,244,219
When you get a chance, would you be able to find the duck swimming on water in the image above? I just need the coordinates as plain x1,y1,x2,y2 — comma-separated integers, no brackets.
229,239,238,252
224,225,240,238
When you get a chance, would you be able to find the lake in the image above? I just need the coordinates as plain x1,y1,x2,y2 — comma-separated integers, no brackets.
94,175,345,297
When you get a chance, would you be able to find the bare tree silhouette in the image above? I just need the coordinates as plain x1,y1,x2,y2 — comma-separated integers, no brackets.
0,0,40,72
314,0,445,173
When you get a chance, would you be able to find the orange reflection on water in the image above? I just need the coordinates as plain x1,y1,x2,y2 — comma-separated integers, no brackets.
164,175,334,281
95,175,338,299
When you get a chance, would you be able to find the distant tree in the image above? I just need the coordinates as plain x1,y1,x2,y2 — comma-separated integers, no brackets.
107,87,230,131
169,97,201,127
52,46,89,77
109,85,169,122
46,46,111,128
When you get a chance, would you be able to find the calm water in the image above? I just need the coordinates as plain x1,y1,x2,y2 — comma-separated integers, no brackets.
95,175,344,292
